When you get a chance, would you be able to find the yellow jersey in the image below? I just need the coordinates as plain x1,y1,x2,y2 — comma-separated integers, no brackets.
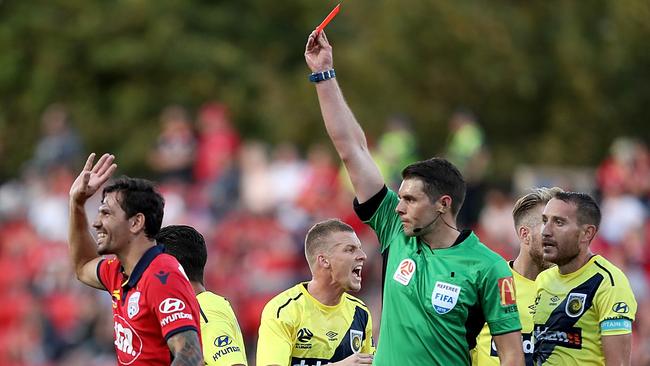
257,282,374,366
471,261,536,365
197,291,248,366
533,255,637,365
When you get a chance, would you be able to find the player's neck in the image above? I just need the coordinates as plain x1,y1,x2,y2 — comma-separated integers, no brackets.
307,278,344,306
117,237,156,277
512,254,543,280
190,281,206,295
558,249,594,275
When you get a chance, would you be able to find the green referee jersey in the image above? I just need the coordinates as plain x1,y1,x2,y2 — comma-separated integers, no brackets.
355,187,522,365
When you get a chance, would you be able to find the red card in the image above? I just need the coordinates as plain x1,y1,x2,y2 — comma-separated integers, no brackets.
316,3,341,33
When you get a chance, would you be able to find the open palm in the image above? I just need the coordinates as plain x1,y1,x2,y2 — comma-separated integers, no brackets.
69,153,117,203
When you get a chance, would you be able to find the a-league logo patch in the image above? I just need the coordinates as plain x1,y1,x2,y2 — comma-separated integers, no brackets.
350,329,363,353
431,281,461,314
393,258,416,286
127,291,141,319
566,292,587,318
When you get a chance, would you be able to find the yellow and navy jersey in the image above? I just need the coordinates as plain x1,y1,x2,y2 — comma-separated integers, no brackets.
472,261,536,365
197,291,248,366
257,282,374,366
533,255,637,365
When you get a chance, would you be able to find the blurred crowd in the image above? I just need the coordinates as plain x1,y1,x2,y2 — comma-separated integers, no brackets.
0,103,649,365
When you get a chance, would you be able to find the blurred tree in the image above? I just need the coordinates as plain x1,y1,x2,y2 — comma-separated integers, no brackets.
0,0,648,178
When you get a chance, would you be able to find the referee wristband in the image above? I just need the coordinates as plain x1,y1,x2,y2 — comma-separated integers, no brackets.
309,69,336,83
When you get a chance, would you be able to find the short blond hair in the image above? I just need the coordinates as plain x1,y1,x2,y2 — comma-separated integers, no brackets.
304,219,354,269
512,187,564,229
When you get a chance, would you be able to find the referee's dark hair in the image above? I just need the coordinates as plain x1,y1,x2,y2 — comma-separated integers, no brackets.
553,191,602,229
157,225,207,285
401,158,466,216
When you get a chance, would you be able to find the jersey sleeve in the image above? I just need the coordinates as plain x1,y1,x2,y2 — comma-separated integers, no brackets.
147,269,200,340
202,307,248,366
256,301,295,366
362,189,403,253
596,273,637,336
480,260,522,335
361,311,375,354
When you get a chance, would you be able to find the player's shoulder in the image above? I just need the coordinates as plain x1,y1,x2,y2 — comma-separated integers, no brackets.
262,283,306,319
197,291,233,313
150,252,182,270
342,293,370,311
536,265,560,284
469,234,510,266
591,255,631,289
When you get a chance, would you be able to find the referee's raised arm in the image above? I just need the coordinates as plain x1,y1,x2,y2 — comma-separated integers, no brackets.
304,30,384,203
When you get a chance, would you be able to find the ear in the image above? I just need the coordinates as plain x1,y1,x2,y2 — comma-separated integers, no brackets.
130,213,146,235
317,254,330,269
439,195,452,213
582,224,598,244
517,226,530,244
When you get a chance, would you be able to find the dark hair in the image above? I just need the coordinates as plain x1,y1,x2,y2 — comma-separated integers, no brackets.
512,187,564,228
305,219,355,267
102,177,164,240
554,191,601,228
401,158,466,215
157,225,206,284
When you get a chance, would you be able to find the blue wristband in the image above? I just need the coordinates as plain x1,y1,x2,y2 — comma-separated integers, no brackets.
309,69,336,83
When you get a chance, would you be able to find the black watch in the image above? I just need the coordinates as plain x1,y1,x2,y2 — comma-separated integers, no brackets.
309,69,336,83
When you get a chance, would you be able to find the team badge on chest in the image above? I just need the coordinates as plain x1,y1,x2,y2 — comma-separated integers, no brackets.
127,291,141,319
350,329,363,353
431,281,461,314
565,292,587,318
393,258,416,285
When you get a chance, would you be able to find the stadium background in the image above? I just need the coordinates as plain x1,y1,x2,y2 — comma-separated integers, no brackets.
0,1,649,365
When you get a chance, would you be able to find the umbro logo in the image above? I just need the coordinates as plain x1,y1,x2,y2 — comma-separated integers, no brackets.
297,328,313,343
326,331,338,341
550,295,560,303
155,271,170,285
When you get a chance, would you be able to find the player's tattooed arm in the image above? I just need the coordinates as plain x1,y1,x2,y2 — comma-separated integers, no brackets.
167,329,203,366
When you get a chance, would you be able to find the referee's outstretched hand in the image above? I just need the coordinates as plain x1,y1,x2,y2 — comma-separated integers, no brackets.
305,30,334,73
331,353,374,365
69,153,117,204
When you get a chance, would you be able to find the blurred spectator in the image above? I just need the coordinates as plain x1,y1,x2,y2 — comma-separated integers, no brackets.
26,166,74,242
445,109,490,228
476,185,518,258
239,141,275,215
29,103,83,173
373,114,418,190
148,105,197,183
193,102,240,183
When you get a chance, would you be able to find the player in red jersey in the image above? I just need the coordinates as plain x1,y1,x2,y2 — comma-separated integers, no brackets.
68,153,203,366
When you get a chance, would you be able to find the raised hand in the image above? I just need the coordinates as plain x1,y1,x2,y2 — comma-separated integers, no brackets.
69,153,117,204
305,30,334,73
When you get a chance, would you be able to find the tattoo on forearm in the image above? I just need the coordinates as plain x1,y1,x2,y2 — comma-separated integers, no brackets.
168,330,203,366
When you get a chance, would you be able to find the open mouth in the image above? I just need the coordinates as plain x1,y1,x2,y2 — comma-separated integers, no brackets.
542,240,557,251
352,265,362,279
97,232,107,244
